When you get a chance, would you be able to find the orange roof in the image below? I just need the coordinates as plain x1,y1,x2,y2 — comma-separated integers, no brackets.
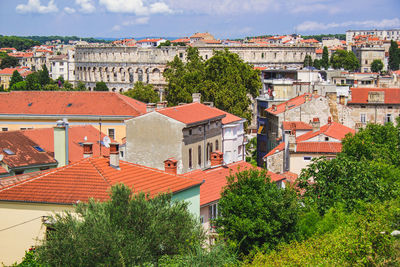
171,38,190,43
266,93,319,115
282,171,298,183
393,70,400,75
0,166,8,174
184,161,284,206
264,142,285,158
341,40,346,44
0,157,202,204
0,67,30,76
210,107,242,124
157,102,226,125
302,39,319,43
22,125,114,163
296,122,355,142
282,121,312,131
190,32,213,39
295,142,342,153
0,91,146,117
315,49,323,54
254,66,267,70
202,39,221,44
348,88,400,104
0,131,57,169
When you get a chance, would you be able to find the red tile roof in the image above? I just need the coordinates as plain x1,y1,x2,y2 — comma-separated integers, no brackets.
184,161,284,206
137,38,163,43
301,39,319,43
282,121,312,131
254,66,267,70
266,93,319,115
0,91,146,117
0,166,8,174
296,122,355,142
22,125,114,163
0,67,30,76
171,38,190,43
210,107,242,124
347,88,400,104
0,131,57,169
0,157,202,204
315,49,323,54
296,142,342,153
157,102,226,125
264,142,285,158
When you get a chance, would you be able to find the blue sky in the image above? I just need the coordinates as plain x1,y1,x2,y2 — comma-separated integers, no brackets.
1,0,399,39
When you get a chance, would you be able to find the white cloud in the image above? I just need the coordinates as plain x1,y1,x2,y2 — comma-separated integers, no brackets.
112,25,122,31
76,0,96,13
296,18,400,32
113,16,150,31
99,0,172,15
64,7,76,14
16,0,58,14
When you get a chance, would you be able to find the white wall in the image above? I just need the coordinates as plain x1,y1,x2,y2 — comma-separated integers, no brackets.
222,121,245,164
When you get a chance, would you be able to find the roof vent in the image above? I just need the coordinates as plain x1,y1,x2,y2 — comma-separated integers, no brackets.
67,103,72,107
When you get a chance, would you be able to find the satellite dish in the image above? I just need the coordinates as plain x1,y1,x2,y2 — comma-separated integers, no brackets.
0,154,3,161
103,136,111,148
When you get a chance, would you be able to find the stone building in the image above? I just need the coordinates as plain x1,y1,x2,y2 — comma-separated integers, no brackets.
352,45,386,73
348,87,400,126
74,44,317,92
346,29,400,44
125,102,225,174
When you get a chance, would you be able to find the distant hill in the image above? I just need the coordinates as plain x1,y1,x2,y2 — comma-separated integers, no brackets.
17,36,112,44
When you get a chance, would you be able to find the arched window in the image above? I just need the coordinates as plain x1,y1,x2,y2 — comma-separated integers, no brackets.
198,145,201,166
189,148,192,169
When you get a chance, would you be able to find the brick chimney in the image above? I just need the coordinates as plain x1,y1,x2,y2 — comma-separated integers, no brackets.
146,103,156,113
192,93,201,103
210,151,223,167
82,143,93,158
109,143,120,169
164,158,178,175
311,118,320,132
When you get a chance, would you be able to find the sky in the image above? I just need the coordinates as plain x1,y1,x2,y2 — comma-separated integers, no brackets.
1,0,400,39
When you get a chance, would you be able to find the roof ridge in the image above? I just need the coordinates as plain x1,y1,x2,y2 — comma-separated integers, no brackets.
115,93,144,115
88,157,112,186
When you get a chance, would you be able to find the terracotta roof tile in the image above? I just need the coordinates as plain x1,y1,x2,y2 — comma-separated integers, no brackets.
157,102,226,125
210,107,242,124
0,131,57,169
137,38,163,43
22,125,114,163
295,142,342,153
296,122,355,142
184,161,284,206
266,93,319,115
0,91,146,117
347,88,400,104
0,166,8,174
0,157,202,204
282,121,312,131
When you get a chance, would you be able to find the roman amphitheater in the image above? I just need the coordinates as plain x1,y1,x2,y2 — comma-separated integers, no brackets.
75,44,316,92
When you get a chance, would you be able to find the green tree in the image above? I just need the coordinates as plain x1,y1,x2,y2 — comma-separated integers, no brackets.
321,46,330,70
388,40,400,71
124,81,159,103
158,40,171,47
303,55,313,67
63,81,73,90
164,47,261,124
313,59,321,70
331,50,359,71
38,65,50,87
9,70,23,88
10,80,27,91
43,84,60,91
36,184,204,266
94,81,109,91
0,54,19,69
344,51,360,71
216,168,299,255
245,137,257,166
25,72,41,90
75,81,87,91
371,59,384,73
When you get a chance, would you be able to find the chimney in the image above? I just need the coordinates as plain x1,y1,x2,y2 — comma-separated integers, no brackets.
146,103,156,113
311,118,320,132
156,101,167,110
192,93,201,103
54,119,69,167
272,104,277,111
164,158,178,175
210,151,223,167
83,143,93,158
109,143,120,169
288,130,296,152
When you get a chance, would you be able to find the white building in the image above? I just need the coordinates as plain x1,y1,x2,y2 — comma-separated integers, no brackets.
346,29,400,44
49,55,68,80
220,112,246,164
135,38,166,48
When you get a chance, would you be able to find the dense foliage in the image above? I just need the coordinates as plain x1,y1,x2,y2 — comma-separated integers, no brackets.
389,40,400,71
371,59,384,73
9,70,23,88
303,55,313,67
36,184,204,266
321,46,330,70
123,81,159,103
216,168,299,256
330,50,360,71
301,34,346,41
164,47,261,124
0,53,19,69
0,35,40,51
94,81,109,91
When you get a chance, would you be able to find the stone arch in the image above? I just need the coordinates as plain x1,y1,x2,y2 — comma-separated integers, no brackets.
119,88,124,93
112,67,118,82
128,67,134,83
145,68,150,83
119,67,125,82
112,88,116,92
137,68,143,82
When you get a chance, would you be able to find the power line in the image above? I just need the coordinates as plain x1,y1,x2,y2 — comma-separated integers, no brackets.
0,216,43,232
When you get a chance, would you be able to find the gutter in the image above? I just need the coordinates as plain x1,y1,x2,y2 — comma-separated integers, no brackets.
0,114,134,121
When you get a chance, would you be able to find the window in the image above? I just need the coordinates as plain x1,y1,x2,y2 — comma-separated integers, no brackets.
2,128,8,131
386,114,392,123
198,145,201,166
304,156,312,161
60,62,64,66
361,114,366,123
60,68,64,72
120,151,124,158
215,140,219,151
238,145,242,155
189,148,192,169
108,128,115,139
33,146,45,152
325,137,329,141
200,216,204,224
209,203,218,221
189,129,192,135
361,105,366,109
179,52,183,58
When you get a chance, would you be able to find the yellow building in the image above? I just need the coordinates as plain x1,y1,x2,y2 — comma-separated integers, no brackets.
0,67,31,90
0,91,147,142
